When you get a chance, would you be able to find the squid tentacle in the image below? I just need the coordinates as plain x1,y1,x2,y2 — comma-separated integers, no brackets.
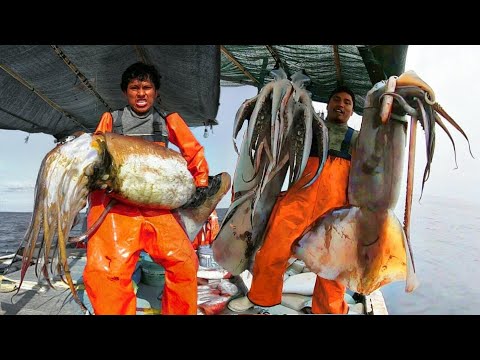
245,82,275,165
233,94,259,154
433,112,459,169
433,103,474,158
269,68,291,166
415,98,433,198
380,92,419,117
302,111,328,189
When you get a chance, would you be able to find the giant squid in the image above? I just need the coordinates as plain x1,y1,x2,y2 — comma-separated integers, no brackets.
11,132,231,311
214,69,472,296
293,70,473,294
212,68,328,274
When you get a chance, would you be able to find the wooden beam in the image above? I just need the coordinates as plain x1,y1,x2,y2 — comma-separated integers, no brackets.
265,45,290,77
332,45,344,86
51,45,113,112
220,46,260,85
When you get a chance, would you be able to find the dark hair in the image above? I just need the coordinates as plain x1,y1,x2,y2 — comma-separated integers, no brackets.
328,85,355,109
120,62,161,92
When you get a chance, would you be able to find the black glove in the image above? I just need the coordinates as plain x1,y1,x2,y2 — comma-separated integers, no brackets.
182,186,208,208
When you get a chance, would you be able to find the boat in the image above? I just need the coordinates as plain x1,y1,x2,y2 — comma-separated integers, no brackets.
0,209,388,315
0,45,404,315
0,243,388,315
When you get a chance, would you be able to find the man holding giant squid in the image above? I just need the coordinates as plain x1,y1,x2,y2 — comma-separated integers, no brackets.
13,62,231,315
227,85,358,314
214,69,473,314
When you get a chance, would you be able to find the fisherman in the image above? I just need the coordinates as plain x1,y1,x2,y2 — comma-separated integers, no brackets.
83,62,209,315
228,85,360,314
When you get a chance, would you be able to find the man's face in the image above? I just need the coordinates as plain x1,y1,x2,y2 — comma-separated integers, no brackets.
124,78,158,115
326,91,354,124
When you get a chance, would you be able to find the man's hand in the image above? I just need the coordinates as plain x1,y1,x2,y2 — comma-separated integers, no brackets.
182,186,208,208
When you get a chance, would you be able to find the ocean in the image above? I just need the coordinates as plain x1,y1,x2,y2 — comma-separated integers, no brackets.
1,198,478,315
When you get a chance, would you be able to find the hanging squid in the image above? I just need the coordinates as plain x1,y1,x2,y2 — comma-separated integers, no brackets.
212,68,328,274
12,132,231,310
214,69,473,296
293,70,473,294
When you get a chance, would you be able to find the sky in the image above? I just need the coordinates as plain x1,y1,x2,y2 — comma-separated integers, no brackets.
0,45,479,212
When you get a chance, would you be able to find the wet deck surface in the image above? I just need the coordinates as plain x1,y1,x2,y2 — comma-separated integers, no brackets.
0,248,247,315
0,248,382,315
1,249,167,315
0,249,88,315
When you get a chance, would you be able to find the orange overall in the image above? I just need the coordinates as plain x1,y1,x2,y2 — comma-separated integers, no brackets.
192,210,220,250
248,127,356,314
83,111,208,315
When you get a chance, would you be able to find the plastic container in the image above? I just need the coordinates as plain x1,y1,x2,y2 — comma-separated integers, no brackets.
140,256,165,288
132,262,142,284
197,245,219,268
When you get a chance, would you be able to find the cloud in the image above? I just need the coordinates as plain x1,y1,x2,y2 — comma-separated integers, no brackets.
0,181,35,193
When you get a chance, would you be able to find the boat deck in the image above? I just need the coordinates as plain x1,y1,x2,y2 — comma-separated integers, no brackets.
0,248,246,315
0,248,88,315
0,248,387,315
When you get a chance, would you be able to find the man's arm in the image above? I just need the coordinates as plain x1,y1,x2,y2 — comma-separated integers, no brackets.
94,112,114,134
165,112,209,188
